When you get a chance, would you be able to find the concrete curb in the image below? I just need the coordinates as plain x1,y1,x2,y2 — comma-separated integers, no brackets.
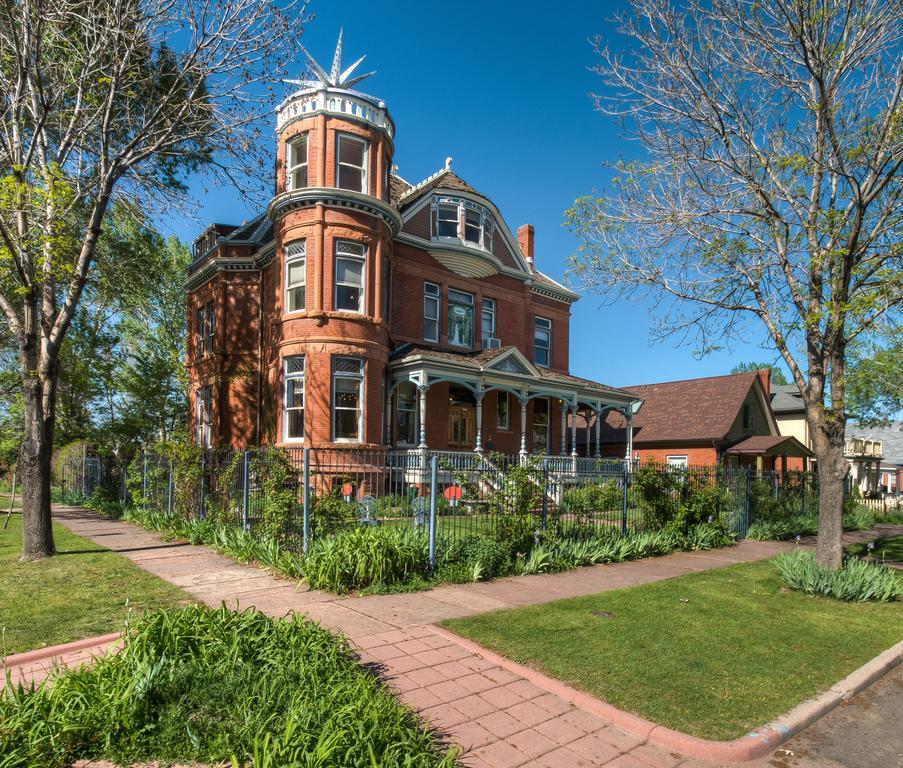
2,632,122,670
431,626,903,763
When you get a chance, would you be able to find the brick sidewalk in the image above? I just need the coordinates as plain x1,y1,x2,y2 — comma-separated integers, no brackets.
16,504,891,768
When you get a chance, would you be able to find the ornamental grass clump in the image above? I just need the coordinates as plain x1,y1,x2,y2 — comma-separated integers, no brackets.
775,549,902,603
0,605,457,768
303,526,430,593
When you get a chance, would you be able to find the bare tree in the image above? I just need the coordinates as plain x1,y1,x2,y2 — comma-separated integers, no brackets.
567,0,902,567
0,0,309,559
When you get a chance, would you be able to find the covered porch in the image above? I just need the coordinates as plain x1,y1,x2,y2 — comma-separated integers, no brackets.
723,435,813,473
384,345,642,468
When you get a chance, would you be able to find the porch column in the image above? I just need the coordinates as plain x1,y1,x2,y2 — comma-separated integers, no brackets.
384,389,393,446
570,406,577,457
560,401,567,455
417,383,429,448
585,412,591,457
519,396,528,457
474,387,484,452
594,409,601,458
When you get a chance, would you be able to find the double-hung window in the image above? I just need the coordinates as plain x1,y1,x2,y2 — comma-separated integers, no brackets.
196,386,212,447
447,289,474,348
435,202,459,238
284,240,306,312
205,301,215,354
497,391,510,431
481,298,496,343
333,356,364,441
283,356,305,441
287,134,309,189
424,282,440,342
334,240,365,313
196,305,206,359
395,382,417,445
534,317,551,367
336,134,368,192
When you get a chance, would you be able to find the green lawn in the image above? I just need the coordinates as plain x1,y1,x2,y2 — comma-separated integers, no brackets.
442,560,903,741
0,513,191,655
846,534,903,563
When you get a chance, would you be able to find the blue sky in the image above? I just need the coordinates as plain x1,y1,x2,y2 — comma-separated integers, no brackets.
166,0,784,389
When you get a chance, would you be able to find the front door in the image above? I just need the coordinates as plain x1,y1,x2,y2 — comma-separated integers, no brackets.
448,406,475,450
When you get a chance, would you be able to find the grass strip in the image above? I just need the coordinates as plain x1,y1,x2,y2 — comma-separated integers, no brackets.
442,559,903,741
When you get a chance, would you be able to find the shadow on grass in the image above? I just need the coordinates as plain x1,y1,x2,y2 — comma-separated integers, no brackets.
55,542,193,556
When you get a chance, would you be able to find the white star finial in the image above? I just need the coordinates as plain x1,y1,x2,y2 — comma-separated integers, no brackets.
286,29,376,91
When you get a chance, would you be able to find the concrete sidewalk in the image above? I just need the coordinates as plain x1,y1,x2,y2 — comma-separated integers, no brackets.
36,505,894,768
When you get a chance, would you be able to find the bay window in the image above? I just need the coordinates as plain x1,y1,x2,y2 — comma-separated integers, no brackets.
534,317,551,367
334,240,365,313
283,356,305,441
448,289,474,347
287,133,309,189
436,202,459,238
336,133,368,192
284,240,306,312
424,282,440,342
432,196,493,249
333,356,364,441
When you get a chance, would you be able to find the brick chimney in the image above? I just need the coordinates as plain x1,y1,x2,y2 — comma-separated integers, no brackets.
756,368,771,397
517,224,535,269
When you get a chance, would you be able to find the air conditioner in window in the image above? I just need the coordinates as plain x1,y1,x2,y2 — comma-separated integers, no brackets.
482,337,502,350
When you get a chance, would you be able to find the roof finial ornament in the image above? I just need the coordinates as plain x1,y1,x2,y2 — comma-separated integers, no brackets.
285,28,376,91
445,156,453,171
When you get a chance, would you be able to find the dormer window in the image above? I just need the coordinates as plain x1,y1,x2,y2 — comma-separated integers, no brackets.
287,134,308,189
432,197,493,250
336,133,368,192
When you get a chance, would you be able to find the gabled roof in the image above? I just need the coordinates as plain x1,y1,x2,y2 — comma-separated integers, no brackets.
725,435,812,457
398,168,483,211
388,173,412,208
770,383,805,414
601,371,768,443
221,213,273,246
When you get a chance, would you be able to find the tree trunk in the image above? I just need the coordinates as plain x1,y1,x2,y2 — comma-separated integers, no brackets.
808,406,847,569
19,374,56,559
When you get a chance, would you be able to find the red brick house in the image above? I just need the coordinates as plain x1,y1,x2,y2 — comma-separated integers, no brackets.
582,370,811,470
185,34,641,460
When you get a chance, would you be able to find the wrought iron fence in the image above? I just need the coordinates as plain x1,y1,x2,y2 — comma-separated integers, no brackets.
54,445,827,558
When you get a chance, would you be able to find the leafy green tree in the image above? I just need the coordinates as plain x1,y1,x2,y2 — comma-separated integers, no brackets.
730,362,789,386
846,331,903,425
567,0,902,568
0,0,308,559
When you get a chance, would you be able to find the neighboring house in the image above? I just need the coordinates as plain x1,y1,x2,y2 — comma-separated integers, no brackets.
769,384,813,471
582,370,811,470
185,35,642,457
844,422,903,496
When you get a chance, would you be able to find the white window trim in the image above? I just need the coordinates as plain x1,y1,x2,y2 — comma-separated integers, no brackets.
395,383,417,446
666,455,689,468
481,297,496,342
431,196,494,251
333,240,366,314
332,357,364,443
196,305,205,359
205,301,215,355
532,397,550,453
535,316,552,368
196,386,212,448
336,133,368,193
424,281,440,342
287,134,309,190
447,288,475,348
284,241,306,314
282,357,305,443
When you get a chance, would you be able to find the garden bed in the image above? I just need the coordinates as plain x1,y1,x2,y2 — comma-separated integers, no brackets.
846,534,903,566
1,605,457,767
441,559,903,741
0,514,189,654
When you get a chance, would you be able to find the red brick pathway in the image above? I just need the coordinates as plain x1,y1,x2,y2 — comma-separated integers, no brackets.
9,505,891,768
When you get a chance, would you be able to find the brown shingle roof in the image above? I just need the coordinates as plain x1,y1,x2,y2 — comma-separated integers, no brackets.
388,174,412,208
398,170,483,211
602,372,760,443
725,435,812,456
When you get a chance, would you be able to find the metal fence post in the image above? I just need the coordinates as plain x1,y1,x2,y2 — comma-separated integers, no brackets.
199,452,206,520
621,463,628,534
141,450,147,510
166,461,174,516
800,474,806,517
744,468,752,532
242,449,250,530
541,468,549,531
428,454,438,574
302,448,311,553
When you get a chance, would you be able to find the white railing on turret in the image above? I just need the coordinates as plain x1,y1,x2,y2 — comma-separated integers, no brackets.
276,88,394,138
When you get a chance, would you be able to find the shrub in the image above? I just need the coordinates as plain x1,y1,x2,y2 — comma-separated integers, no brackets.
775,549,902,602
559,481,621,525
85,485,125,519
632,462,682,529
304,527,429,593
0,606,456,767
